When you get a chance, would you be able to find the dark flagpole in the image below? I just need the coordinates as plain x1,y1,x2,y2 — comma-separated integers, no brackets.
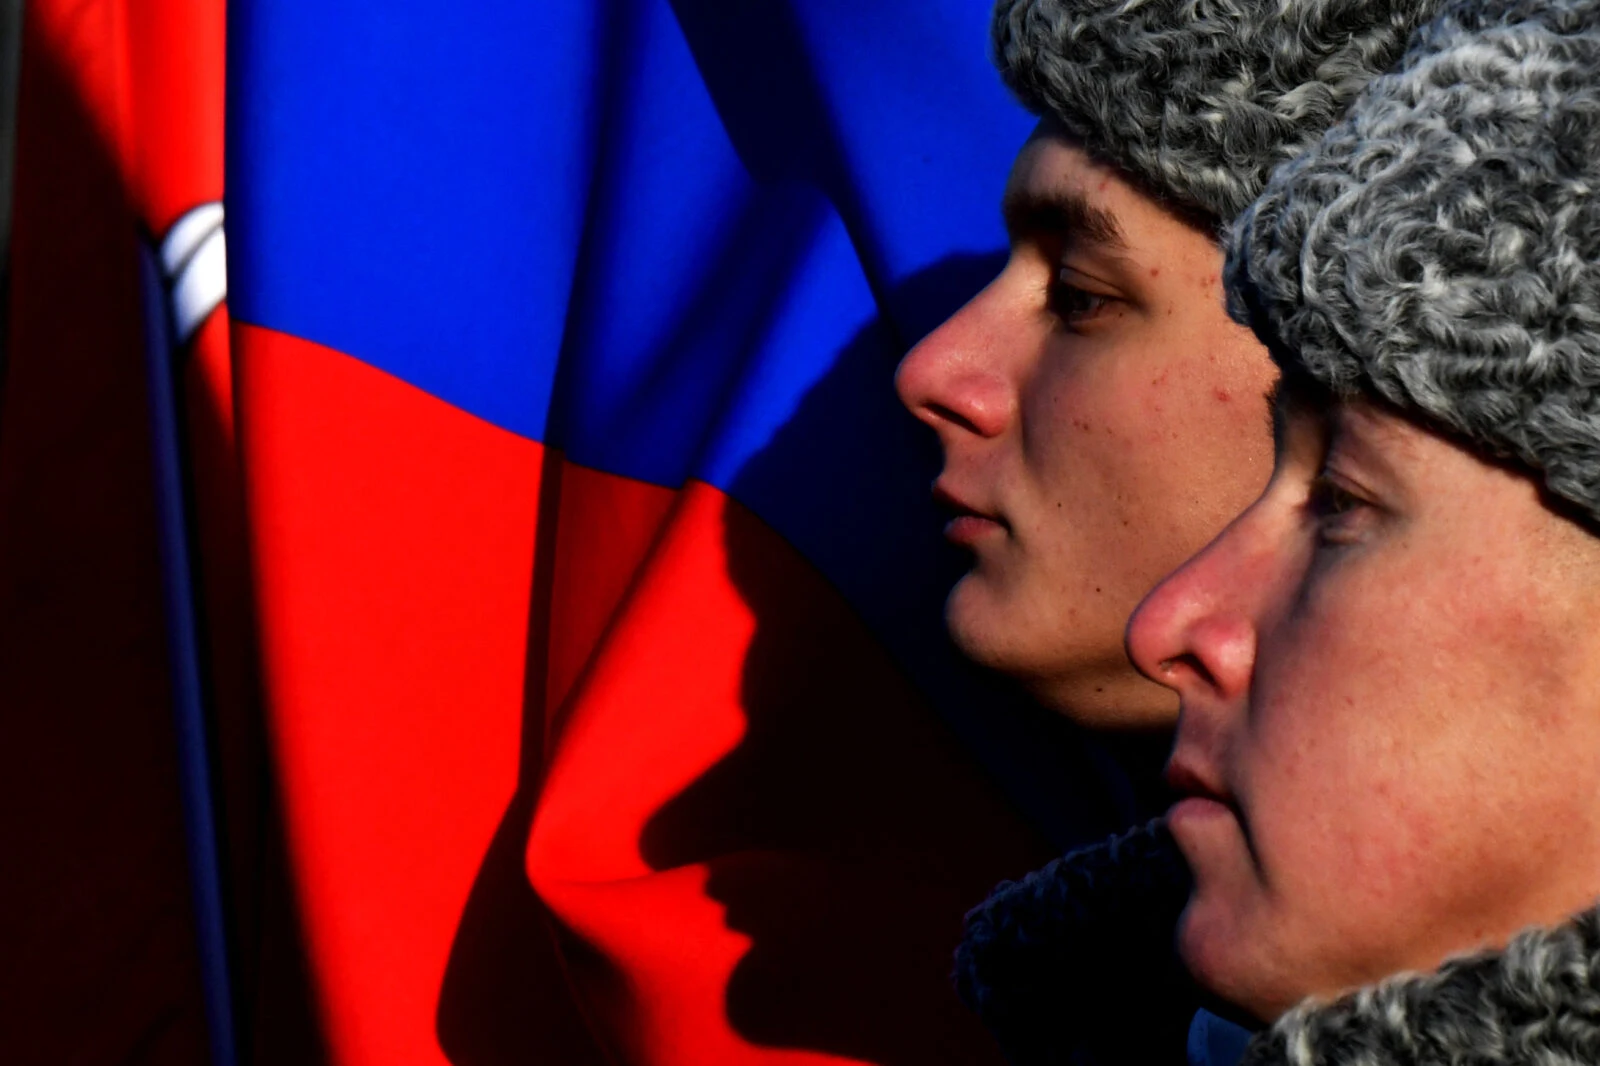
139,235,239,1066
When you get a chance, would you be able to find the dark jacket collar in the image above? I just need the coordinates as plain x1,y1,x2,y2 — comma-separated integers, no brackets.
960,818,1600,1066
956,819,1202,1066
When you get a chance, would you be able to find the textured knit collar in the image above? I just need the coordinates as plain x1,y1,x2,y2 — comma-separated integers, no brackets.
1243,905,1600,1066
960,820,1600,1066
955,819,1200,1065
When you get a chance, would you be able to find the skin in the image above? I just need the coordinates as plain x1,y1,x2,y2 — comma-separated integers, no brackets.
895,122,1277,727
1127,384,1600,1021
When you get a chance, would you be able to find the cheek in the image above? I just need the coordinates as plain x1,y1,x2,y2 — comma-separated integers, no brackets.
1239,564,1600,991
1248,583,1488,869
1028,331,1271,489
1151,335,1276,487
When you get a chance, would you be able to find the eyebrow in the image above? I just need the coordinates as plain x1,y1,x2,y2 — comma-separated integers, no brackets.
1266,370,1340,458
1330,401,1414,491
1001,186,1127,251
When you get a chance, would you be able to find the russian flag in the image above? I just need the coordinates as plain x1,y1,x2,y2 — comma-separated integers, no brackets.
7,1,1152,1063
224,2,1155,1063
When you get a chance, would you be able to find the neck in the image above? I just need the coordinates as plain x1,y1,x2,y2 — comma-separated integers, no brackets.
1243,902,1600,1066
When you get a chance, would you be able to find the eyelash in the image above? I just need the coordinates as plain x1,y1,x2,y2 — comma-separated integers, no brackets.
1049,269,1112,325
1307,474,1369,545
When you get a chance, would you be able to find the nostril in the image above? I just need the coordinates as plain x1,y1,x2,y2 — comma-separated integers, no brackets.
924,400,987,436
1157,651,1218,690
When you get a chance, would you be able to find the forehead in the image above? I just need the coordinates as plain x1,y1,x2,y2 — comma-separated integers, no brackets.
1274,387,1425,468
1003,122,1208,249
1006,123,1112,196
1332,400,1426,456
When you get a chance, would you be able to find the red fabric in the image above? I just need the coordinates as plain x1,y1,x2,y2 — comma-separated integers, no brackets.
237,325,1056,1064
0,1,224,1062
10,2,1059,1059
528,479,1055,1065
236,324,589,1066
122,0,225,234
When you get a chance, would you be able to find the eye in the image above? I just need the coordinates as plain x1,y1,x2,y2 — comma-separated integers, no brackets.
1307,474,1371,546
1049,267,1115,326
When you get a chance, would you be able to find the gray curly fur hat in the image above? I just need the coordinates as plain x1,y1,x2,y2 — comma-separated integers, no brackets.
1227,0,1600,524
991,0,1448,227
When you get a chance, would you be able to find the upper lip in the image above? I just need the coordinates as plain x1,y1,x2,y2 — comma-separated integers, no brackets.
1164,751,1233,806
1166,742,1255,862
932,481,1005,526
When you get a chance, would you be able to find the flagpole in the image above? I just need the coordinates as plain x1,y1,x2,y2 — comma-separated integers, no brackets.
138,239,239,1066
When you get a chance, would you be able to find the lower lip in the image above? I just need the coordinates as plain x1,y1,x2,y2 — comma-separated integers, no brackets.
944,514,1005,546
1168,795,1235,833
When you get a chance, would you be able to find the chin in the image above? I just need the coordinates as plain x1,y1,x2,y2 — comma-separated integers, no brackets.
944,575,1177,728
943,598,1063,713
1177,901,1251,1016
1178,898,1296,1024
943,572,1030,673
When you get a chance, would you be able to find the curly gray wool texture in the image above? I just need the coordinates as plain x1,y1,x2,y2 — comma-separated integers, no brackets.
1243,905,1600,1066
1227,0,1600,524
991,0,1445,226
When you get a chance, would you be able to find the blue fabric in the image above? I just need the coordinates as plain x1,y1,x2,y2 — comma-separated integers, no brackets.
227,0,1135,846
226,0,1027,672
1188,1009,1256,1066
227,0,1028,476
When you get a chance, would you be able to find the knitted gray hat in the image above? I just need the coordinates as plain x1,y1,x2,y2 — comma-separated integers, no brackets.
991,0,1447,227
1226,0,1600,524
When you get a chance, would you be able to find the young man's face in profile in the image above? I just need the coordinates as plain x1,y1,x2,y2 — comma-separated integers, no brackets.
896,122,1277,727
1129,389,1600,1022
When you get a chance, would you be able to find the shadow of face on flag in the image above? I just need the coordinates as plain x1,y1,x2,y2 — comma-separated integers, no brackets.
214,2,1171,1066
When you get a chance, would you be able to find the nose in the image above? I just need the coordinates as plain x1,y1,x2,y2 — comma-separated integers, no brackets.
1126,515,1262,703
894,284,1015,441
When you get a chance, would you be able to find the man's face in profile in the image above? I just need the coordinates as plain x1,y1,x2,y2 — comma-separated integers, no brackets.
895,122,1277,727
1129,393,1600,1021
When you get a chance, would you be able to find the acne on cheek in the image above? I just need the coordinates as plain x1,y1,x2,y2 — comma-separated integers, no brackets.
1137,370,1173,428
1137,361,1259,440
1069,416,1115,436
